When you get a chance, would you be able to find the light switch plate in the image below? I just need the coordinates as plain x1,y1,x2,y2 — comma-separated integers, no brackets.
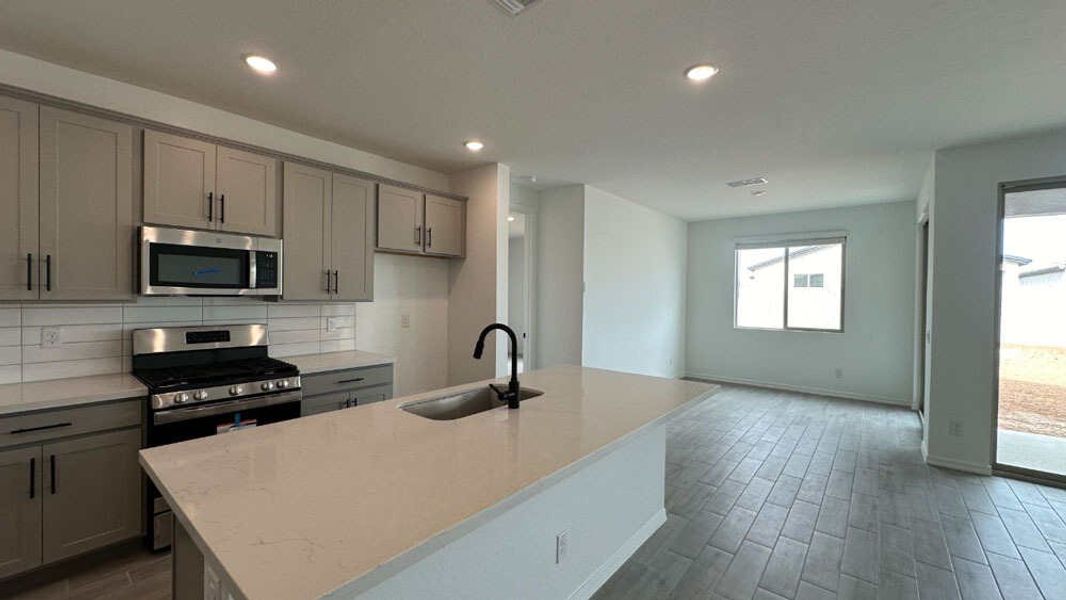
41,327,61,347
401,314,411,329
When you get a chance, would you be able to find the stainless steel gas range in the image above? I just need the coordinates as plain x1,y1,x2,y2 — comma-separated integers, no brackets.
131,324,303,550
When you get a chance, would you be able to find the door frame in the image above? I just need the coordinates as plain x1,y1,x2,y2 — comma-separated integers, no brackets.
992,176,1066,485
913,213,930,415
508,206,538,372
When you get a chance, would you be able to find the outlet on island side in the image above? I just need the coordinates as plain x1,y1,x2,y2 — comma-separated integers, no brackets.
555,530,569,565
41,327,61,347
400,314,411,329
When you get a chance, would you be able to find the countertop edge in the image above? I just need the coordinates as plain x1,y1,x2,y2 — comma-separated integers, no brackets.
321,383,720,599
0,377,148,417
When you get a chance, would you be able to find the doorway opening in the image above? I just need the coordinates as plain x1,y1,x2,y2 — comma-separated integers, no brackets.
508,212,535,373
995,182,1066,479
916,217,930,418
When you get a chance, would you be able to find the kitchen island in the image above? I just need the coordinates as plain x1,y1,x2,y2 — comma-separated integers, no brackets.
139,366,716,600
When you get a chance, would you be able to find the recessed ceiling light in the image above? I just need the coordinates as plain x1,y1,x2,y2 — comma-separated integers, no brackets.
464,140,485,152
244,55,278,75
685,64,719,82
751,189,767,197
507,215,516,222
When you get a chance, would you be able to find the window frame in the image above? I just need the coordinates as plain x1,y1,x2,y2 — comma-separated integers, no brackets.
733,236,847,333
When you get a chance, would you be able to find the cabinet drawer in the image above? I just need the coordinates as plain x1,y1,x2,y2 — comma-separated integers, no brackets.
0,399,142,449
301,385,392,417
301,365,392,397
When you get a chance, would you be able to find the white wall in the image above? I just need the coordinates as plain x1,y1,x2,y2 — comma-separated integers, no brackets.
447,164,509,385
535,186,585,368
582,187,687,378
686,201,917,404
925,128,1066,473
355,254,449,397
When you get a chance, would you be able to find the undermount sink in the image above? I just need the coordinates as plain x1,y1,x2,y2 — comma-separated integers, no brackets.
401,386,545,421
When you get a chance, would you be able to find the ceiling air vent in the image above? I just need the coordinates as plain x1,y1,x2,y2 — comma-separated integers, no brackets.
494,0,540,16
726,176,769,188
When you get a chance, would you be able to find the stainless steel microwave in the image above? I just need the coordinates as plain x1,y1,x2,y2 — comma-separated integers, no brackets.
140,226,282,296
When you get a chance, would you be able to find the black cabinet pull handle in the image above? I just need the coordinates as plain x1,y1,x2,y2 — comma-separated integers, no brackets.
207,191,214,221
29,457,35,499
333,270,339,294
427,227,433,249
220,194,225,223
45,255,51,292
49,455,56,495
10,422,72,434
415,226,421,246
26,253,32,291
336,377,365,384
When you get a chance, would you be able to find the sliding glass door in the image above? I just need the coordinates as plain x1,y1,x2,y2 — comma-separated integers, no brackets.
996,184,1066,477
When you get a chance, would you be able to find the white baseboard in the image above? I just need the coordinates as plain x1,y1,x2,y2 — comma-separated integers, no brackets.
925,453,992,475
569,508,667,600
685,372,911,408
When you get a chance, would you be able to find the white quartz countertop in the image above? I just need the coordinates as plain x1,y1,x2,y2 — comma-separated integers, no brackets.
0,373,147,416
282,350,394,375
139,366,716,600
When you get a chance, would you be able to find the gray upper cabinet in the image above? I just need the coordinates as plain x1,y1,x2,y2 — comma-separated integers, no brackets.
0,96,39,301
216,146,278,236
283,162,332,301
39,107,134,301
377,186,464,258
331,173,375,301
424,194,464,257
0,446,42,580
143,130,279,237
143,130,216,230
377,184,424,253
41,428,141,563
282,162,376,302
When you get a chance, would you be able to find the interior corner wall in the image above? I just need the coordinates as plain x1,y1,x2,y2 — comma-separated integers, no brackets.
581,186,687,379
926,128,1066,473
447,164,509,386
535,186,585,368
686,201,917,404
0,49,449,191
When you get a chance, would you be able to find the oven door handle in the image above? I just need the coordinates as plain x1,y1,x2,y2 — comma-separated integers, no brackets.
152,390,303,425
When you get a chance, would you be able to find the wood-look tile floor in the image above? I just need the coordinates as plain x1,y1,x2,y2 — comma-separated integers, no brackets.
7,385,1066,599
0,544,170,600
593,385,1066,600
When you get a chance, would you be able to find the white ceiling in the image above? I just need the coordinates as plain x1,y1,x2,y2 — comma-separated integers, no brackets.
3,0,1065,220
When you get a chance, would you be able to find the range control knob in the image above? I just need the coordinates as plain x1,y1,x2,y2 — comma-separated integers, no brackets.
229,385,244,396
276,379,289,389
261,381,276,391
193,390,208,401
174,392,190,404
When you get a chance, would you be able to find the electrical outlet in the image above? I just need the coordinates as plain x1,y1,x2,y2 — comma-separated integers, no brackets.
326,317,340,332
948,421,963,437
834,368,843,379
41,327,61,347
555,530,569,565
400,314,411,329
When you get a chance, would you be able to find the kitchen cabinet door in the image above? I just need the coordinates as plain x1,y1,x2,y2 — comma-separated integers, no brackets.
42,428,140,564
143,130,216,230
0,446,42,579
376,184,423,253
331,173,375,301
424,194,464,257
0,96,38,301
39,107,134,301
216,146,279,237
282,162,332,301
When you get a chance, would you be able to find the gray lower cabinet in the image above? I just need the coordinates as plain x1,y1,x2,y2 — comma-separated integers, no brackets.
0,446,42,579
301,365,394,417
41,428,141,563
0,399,142,580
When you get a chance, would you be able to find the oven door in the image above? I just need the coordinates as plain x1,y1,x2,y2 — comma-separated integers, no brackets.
145,390,301,550
140,226,280,296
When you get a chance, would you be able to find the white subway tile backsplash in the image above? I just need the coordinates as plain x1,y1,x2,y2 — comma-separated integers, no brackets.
2,299,356,383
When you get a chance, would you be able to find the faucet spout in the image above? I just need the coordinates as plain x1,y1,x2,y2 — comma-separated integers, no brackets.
472,323,521,409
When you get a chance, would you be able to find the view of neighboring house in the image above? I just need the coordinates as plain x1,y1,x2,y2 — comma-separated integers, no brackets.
1002,255,1066,347
736,243,844,331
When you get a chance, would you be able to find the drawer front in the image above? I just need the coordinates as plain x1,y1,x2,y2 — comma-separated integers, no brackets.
0,399,142,449
301,365,393,397
300,385,393,417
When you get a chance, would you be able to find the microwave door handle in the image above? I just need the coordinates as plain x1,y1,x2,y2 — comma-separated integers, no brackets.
248,251,257,290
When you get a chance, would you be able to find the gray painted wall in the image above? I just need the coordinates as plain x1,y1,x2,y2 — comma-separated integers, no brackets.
686,201,917,404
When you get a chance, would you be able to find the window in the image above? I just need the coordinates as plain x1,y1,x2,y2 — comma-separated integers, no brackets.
735,238,845,332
